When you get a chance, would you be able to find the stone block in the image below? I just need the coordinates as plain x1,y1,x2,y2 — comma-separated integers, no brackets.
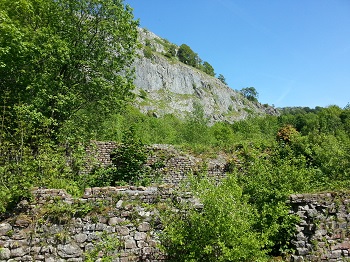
57,243,83,258
20,255,33,261
0,248,11,260
108,217,124,226
290,255,304,261
116,226,129,236
0,223,12,236
296,248,309,256
10,247,29,257
330,249,342,259
296,232,307,241
142,247,153,255
95,223,107,231
74,233,88,243
137,222,150,232
116,200,123,208
124,239,137,249
291,240,306,248
137,240,147,248
331,241,350,250
134,232,147,241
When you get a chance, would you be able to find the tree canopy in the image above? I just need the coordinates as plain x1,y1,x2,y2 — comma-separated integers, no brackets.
218,74,227,85
0,0,139,141
0,0,139,212
177,44,199,67
240,87,259,102
202,61,215,77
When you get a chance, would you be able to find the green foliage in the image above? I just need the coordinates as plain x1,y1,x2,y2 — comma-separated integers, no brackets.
0,0,139,214
0,0,139,140
41,200,95,224
143,46,154,59
177,44,199,67
165,43,177,58
2,8,350,258
182,102,211,146
201,61,215,76
276,125,299,143
209,122,235,148
108,127,150,186
234,143,311,254
218,74,227,85
241,87,259,102
84,232,122,262
155,104,350,258
160,175,267,261
0,140,85,213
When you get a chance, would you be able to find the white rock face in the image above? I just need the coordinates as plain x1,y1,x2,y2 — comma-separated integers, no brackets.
133,29,277,123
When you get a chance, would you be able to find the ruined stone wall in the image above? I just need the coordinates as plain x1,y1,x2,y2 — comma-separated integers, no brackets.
289,192,350,262
4,142,350,261
0,186,197,262
3,187,350,261
86,142,228,185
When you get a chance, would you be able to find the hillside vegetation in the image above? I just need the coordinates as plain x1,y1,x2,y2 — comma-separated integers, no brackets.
1,0,350,261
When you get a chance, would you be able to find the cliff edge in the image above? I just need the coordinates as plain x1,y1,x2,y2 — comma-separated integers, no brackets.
133,28,278,123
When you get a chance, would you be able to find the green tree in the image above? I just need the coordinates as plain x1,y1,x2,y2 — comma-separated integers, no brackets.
182,101,210,146
0,0,139,141
110,126,149,185
202,61,215,76
241,87,259,102
0,0,139,212
177,44,198,67
218,74,227,85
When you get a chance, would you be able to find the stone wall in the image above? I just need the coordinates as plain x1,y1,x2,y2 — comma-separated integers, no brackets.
3,187,350,261
86,142,229,185
4,142,350,261
289,192,350,261
0,186,198,262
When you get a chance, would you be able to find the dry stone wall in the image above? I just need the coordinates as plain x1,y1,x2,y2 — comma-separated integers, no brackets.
0,186,198,262
3,142,350,261
289,192,350,261
4,188,350,262
85,142,228,185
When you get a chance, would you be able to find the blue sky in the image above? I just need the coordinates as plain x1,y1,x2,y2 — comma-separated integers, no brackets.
124,0,350,108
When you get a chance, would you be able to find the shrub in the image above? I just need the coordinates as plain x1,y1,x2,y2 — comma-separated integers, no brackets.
110,127,150,185
143,46,153,59
276,125,299,143
160,175,267,261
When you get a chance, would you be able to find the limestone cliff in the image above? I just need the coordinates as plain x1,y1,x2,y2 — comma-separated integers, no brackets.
132,28,278,123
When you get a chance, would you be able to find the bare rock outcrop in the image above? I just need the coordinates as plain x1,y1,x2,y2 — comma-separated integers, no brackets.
133,28,278,123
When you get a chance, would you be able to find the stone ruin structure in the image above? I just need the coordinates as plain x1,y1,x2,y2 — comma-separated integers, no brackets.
2,142,350,261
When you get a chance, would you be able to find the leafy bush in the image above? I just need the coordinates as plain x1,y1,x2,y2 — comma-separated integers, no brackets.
276,125,299,143
110,127,149,185
160,175,268,261
84,232,122,262
234,143,308,254
143,46,153,59
0,140,85,214
80,126,152,187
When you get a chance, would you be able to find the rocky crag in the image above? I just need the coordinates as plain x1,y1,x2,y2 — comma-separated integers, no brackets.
133,28,278,124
